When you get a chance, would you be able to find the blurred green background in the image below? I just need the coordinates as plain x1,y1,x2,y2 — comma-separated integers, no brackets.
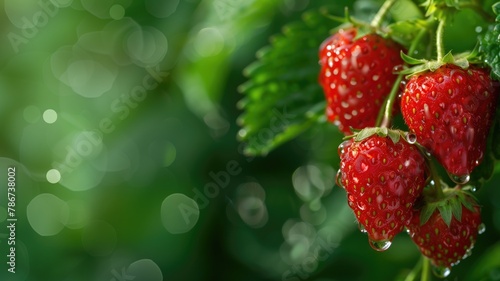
0,0,500,280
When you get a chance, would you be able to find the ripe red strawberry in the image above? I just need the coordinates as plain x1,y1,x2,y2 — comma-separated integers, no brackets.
337,128,427,250
401,65,499,181
319,27,404,134
407,189,482,270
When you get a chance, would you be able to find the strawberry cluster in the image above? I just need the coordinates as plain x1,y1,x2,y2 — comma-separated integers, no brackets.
319,20,499,276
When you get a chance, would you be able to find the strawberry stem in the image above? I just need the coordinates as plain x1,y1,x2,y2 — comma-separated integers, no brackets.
376,28,427,128
436,18,446,61
427,157,445,199
421,256,431,281
404,257,422,281
370,0,398,28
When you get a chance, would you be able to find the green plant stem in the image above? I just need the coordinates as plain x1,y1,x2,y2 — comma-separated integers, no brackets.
425,152,445,199
436,18,446,61
421,256,431,281
404,258,423,281
376,28,428,128
370,0,398,28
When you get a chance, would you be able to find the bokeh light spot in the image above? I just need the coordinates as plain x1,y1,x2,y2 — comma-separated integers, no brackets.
43,109,58,124
65,60,117,98
46,169,61,183
149,140,176,167
194,27,225,57
82,220,117,256
127,259,163,281
163,141,177,167
145,0,179,18
27,193,69,236
109,4,125,20
125,26,168,66
237,196,268,228
23,105,41,123
161,193,199,234
292,164,335,202
4,0,40,28
81,0,130,19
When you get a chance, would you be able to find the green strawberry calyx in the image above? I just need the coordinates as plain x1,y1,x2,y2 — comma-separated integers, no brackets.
419,186,479,227
347,127,415,145
399,49,480,77
320,3,399,42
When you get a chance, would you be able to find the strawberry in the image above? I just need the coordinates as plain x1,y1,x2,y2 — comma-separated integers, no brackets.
407,188,482,270
401,65,499,182
337,128,427,250
319,27,404,134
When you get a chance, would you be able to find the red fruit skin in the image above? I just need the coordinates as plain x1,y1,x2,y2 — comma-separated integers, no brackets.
319,28,404,134
407,205,481,268
401,65,499,177
338,136,427,243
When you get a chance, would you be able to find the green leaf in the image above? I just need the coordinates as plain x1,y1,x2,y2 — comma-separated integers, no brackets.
354,128,383,142
479,18,500,80
400,51,428,65
493,1,500,15
387,19,428,48
387,129,401,144
420,204,437,225
449,196,462,222
237,8,339,156
389,0,424,22
437,203,453,227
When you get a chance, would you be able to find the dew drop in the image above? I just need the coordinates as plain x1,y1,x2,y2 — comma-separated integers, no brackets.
432,266,451,278
449,173,470,184
392,64,405,73
400,80,407,89
462,247,473,259
405,132,417,144
478,223,486,235
368,239,391,252
338,140,348,155
336,170,344,189
358,222,367,233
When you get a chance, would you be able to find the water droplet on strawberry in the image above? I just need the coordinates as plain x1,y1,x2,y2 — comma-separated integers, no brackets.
338,140,350,155
405,132,417,144
392,64,404,72
462,247,473,259
478,223,486,235
368,239,391,252
358,222,367,233
336,170,344,189
432,266,451,278
449,173,470,185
